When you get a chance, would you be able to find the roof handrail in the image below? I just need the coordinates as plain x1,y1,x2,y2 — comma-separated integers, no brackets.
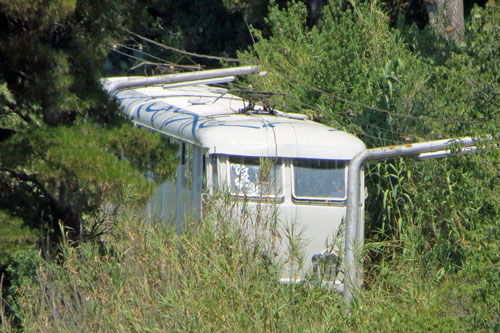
103,65,261,94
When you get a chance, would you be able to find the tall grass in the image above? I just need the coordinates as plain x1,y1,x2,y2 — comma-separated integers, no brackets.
2,197,498,331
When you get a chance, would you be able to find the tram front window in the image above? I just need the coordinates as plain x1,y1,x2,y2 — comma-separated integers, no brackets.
293,159,346,201
229,156,283,198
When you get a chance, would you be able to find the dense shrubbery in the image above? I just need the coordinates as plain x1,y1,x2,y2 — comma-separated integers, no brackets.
241,0,499,272
0,0,269,267
238,0,499,328
0,0,498,330
0,0,186,265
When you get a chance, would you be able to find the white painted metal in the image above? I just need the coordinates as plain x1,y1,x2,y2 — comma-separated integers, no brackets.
175,146,185,234
101,83,366,159
161,76,235,89
191,146,203,222
103,65,260,93
102,67,367,286
103,67,493,313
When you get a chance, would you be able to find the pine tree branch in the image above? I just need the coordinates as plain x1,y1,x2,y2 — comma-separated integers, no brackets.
0,168,81,238
8,104,41,128
0,168,55,206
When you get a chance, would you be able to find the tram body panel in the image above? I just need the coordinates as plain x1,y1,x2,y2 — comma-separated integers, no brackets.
276,201,347,281
102,79,367,284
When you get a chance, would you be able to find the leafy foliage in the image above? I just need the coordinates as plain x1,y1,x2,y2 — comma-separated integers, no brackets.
241,0,499,290
0,124,176,240
0,0,178,258
0,0,498,330
241,0,430,144
0,212,40,266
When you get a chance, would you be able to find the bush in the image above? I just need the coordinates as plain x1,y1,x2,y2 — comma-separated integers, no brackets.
241,0,499,271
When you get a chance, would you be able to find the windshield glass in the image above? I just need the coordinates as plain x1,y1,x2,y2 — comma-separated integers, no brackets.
229,156,283,197
293,159,346,200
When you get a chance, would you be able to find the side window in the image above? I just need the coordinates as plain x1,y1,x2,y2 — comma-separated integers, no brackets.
182,143,193,190
211,155,219,189
292,159,347,201
202,154,207,191
228,156,283,198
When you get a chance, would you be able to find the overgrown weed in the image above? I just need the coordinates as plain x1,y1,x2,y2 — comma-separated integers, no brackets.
2,200,498,331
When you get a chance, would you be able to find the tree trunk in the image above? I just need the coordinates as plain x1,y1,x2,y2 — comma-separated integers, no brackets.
424,0,464,44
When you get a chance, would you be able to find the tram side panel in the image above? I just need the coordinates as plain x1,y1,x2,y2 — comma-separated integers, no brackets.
147,181,177,227
147,151,361,285
147,141,199,232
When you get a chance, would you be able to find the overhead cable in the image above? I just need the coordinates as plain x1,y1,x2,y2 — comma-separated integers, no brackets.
127,30,240,63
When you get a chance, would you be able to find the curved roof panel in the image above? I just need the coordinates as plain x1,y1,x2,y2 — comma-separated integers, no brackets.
102,80,366,159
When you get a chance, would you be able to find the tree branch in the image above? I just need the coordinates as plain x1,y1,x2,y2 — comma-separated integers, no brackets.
0,168,81,239
0,168,55,204
8,104,41,128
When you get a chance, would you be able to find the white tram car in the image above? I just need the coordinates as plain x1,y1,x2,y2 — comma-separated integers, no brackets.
102,66,366,285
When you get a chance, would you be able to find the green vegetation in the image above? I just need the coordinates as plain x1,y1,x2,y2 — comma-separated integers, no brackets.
0,0,499,330
237,1,500,328
0,0,182,262
1,209,498,331
0,212,39,264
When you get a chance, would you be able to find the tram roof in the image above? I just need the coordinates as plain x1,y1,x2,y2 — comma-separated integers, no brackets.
102,79,366,160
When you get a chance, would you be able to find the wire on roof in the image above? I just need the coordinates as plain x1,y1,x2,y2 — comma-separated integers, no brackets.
226,83,420,138
116,43,201,69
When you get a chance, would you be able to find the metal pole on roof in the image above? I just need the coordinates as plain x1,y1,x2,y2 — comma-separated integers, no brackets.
343,137,478,313
104,65,261,94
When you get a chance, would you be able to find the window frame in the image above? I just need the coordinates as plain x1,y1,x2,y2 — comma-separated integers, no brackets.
226,155,285,200
291,159,348,202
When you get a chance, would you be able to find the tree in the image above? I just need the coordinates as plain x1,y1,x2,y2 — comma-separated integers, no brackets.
0,0,273,263
424,0,465,43
0,0,177,257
